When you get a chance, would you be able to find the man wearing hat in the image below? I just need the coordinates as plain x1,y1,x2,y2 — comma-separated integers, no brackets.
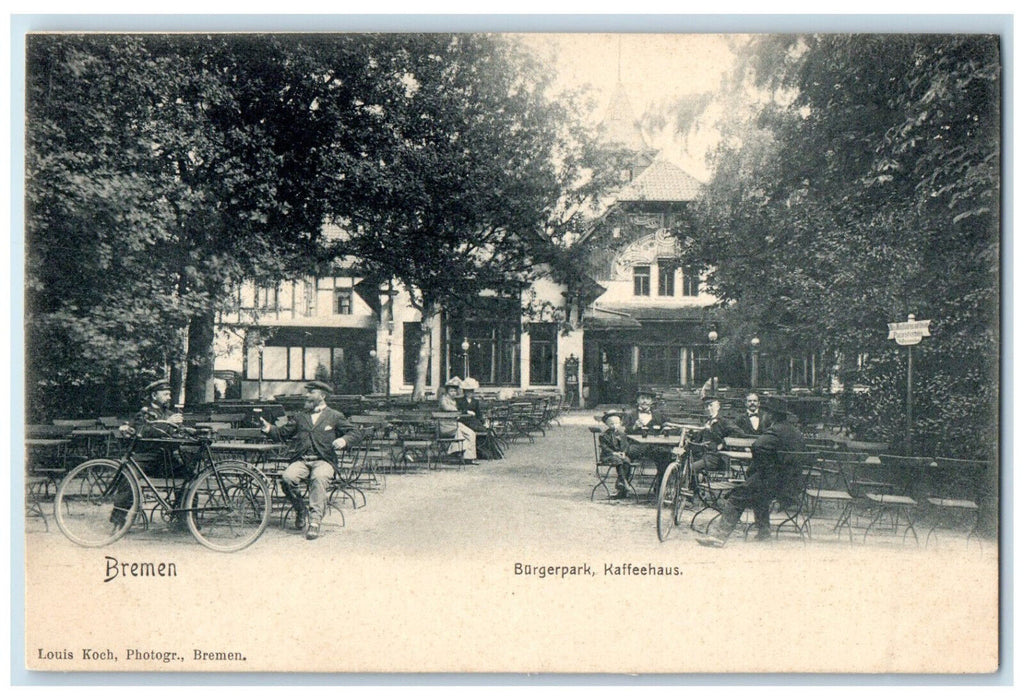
260,380,364,540
697,396,806,547
688,395,741,476
624,387,676,486
129,379,183,435
598,409,637,499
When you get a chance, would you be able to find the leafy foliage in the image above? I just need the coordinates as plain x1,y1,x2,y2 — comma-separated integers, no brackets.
688,34,999,458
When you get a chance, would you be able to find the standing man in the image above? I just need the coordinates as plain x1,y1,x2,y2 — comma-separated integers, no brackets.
260,380,364,540
696,396,806,546
735,392,773,436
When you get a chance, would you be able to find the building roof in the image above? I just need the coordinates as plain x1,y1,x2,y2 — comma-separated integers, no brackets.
617,159,703,203
597,305,709,322
598,83,654,155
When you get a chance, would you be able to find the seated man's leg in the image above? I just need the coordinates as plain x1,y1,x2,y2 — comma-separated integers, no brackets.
752,492,773,540
708,481,763,541
305,459,335,529
280,461,311,529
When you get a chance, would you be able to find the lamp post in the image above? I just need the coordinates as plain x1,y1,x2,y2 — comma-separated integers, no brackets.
369,348,378,394
461,337,470,379
386,319,394,402
707,329,719,394
750,336,760,389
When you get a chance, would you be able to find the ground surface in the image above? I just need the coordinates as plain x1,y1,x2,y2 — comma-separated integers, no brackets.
23,411,1000,674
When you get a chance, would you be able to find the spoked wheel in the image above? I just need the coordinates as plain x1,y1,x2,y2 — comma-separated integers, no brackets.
656,461,682,542
184,462,271,553
54,459,140,547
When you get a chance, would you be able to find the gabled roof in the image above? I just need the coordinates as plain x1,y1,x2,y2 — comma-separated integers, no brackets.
617,159,703,203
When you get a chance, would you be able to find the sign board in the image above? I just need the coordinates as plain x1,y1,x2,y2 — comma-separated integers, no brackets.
888,319,931,346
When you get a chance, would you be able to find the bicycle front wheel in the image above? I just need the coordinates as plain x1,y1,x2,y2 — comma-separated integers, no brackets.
656,461,682,542
54,459,140,547
184,462,270,552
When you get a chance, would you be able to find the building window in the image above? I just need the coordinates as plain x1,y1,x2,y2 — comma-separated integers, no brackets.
449,322,520,386
633,266,651,296
528,323,558,386
638,345,681,385
657,261,676,297
255,285,279,311
682,272,700,297
403,322,433,386
334,288,353,315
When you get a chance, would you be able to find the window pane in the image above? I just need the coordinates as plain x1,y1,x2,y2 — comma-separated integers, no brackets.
529,323,557,385
633,266,650,296
305,347,331,381
245,346,261,380
334,288,352,315
288,347,304,380
262,347,288,380
657,262,675,296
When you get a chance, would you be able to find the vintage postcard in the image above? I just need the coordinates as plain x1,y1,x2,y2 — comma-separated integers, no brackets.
17,23,1002,676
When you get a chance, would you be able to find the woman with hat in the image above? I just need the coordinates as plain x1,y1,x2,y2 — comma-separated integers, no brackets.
438,377,477,463
457,377,500,460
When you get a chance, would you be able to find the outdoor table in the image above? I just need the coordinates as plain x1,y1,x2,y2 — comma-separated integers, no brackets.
71,428,117,458
209,441,285,472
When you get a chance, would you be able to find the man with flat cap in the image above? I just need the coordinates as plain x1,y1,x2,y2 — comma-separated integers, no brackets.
697,396,806,546
130,379,184,435
260,380,364,540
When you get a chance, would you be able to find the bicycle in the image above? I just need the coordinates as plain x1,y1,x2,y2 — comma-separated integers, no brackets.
655,431,720,542
54,422,271,553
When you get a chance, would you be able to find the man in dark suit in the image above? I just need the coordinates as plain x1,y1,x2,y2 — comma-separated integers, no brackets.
689,395,741,474
624,387,677,487
260,380,364,540
734,392,773,435
697,396,806,546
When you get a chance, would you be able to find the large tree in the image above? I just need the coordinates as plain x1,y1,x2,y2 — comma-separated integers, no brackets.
25,34,346,416
686,34,1000,458
315,34,614,399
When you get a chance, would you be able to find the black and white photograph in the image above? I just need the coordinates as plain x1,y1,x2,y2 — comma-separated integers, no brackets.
15,20,1003,676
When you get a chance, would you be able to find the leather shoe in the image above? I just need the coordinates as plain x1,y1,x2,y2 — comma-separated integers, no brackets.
695,534,726,548
305,521,321,540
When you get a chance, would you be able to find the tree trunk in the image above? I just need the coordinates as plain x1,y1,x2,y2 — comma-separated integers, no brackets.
185,309,216,407
411,301,440,401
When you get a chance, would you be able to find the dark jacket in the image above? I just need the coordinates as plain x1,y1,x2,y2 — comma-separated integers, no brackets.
598,428,632,466
735,410,773,436
455,395,488,433
130,404,182,438
624,408,670,435
750,420,806,492
266,407,365,462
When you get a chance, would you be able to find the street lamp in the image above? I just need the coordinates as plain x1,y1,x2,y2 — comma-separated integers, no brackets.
750,336,760,389
461,337,470,379
369,348,378,394
386,319,394,402
707,329,719,394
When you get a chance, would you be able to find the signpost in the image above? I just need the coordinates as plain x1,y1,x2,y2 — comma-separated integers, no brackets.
887,314,931,453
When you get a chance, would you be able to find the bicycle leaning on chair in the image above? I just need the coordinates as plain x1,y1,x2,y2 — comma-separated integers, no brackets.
54,421,272,553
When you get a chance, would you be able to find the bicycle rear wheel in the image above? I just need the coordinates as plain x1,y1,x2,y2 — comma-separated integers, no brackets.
54,459,140,547
656,461,682,542
184,462,270,552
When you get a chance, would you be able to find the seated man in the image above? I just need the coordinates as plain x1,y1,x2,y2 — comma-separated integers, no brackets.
260,380,364,540
624,387,677,487
696,396,806,546
689,395,741,475
735,392,773,435
113,378,190,529
598,409,638,500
